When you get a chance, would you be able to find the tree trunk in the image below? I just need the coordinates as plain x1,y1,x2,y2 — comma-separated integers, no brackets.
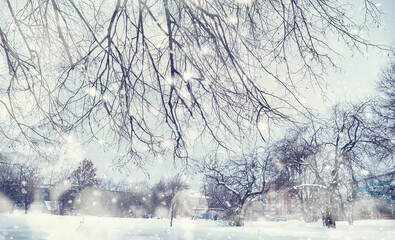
347,218,354,225
347,207,354,225
348,202,355,225
24,194,28,214
231,205,244,226
170,202,176,227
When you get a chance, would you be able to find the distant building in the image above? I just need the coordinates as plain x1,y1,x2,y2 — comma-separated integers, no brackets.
175,189,209,218
262,185,301,221
359,171,395,219
205,208,225,220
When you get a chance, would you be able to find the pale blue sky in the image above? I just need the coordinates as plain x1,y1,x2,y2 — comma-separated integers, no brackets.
81,0,395,186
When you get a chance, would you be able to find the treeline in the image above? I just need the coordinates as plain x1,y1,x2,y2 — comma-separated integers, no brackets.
0,157,188,219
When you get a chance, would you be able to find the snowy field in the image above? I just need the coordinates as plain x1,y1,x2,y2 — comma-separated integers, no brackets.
0,213,394,240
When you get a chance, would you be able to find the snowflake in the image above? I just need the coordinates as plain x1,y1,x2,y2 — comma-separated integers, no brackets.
157,155,165,163
257,121,267,132
182,71,193,82
101,94,109,102
98,139,106,145
361,169,370,176
165,75,176,86
179,89,192,103
199,45,210,55
162,139,174,150
226,15,238,25
86,87,97,97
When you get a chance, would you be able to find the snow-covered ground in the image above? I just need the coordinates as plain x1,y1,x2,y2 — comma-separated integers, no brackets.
0,213,394,240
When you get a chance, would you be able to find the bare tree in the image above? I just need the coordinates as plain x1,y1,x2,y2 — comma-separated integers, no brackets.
69,159,99,192
277,102,393,227
0,0,390,166
0,153,43,213
166,174,188,227
375,58,395,136
199,150,270,226
323,102,394,225
269,128,323,222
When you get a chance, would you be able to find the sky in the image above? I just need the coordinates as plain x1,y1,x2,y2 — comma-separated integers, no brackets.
1,0,394,188
86,0,395,185
302,0,395,109
79,0,395,187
